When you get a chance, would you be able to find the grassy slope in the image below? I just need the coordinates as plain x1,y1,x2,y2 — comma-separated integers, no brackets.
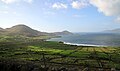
0,36,120,71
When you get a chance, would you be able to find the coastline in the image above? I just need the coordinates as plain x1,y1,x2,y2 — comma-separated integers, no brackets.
46,39,107,47
63,42,107,47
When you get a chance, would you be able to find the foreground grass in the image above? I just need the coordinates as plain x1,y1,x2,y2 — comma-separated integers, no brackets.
0,36,120,71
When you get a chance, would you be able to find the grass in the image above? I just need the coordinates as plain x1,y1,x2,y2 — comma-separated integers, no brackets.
0,36,120,70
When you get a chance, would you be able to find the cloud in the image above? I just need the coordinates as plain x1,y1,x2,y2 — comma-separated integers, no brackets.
1,0,17,4
90,0,120,23
71,0,89,9
0,0,33,4
90,0,120,16
52,2,67,9
0,10,21,16
24,0,33,3
0,10,9,14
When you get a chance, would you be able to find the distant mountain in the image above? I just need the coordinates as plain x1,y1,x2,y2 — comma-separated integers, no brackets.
0,24,53,37
53,30,73,35
104,28,120,33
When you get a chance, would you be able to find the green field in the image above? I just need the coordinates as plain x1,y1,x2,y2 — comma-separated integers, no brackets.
0,36,120,71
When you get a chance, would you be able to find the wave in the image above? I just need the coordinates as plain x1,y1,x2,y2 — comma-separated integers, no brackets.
63,42,107,47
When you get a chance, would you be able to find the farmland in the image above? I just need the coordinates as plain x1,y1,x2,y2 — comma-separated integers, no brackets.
0,36,120,71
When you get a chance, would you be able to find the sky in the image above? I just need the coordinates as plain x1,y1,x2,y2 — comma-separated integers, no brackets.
0,0,120,32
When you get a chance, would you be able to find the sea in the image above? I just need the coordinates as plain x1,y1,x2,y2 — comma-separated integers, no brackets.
47,32,120,47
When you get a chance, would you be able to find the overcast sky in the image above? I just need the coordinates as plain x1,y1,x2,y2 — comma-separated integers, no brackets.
0,0,120,32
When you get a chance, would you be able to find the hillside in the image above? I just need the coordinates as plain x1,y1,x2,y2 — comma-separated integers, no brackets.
53,30,73,35
0,25,72,37
0,28,5,35
0,27,3,30
5,25,40,36
0,24,53,37
104,28,120,33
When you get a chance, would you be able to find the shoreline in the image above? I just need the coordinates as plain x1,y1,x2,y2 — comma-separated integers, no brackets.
63,42,107,47
46,39,107,47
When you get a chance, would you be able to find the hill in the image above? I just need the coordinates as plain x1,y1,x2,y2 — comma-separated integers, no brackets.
5,25,40,36
0,24,72,37
0,24,53,37
0,27,3,30
0,27,5,35
53,30,73,35
104,28,120,33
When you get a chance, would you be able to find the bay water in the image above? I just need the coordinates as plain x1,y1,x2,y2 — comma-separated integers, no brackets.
47,33,120,47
